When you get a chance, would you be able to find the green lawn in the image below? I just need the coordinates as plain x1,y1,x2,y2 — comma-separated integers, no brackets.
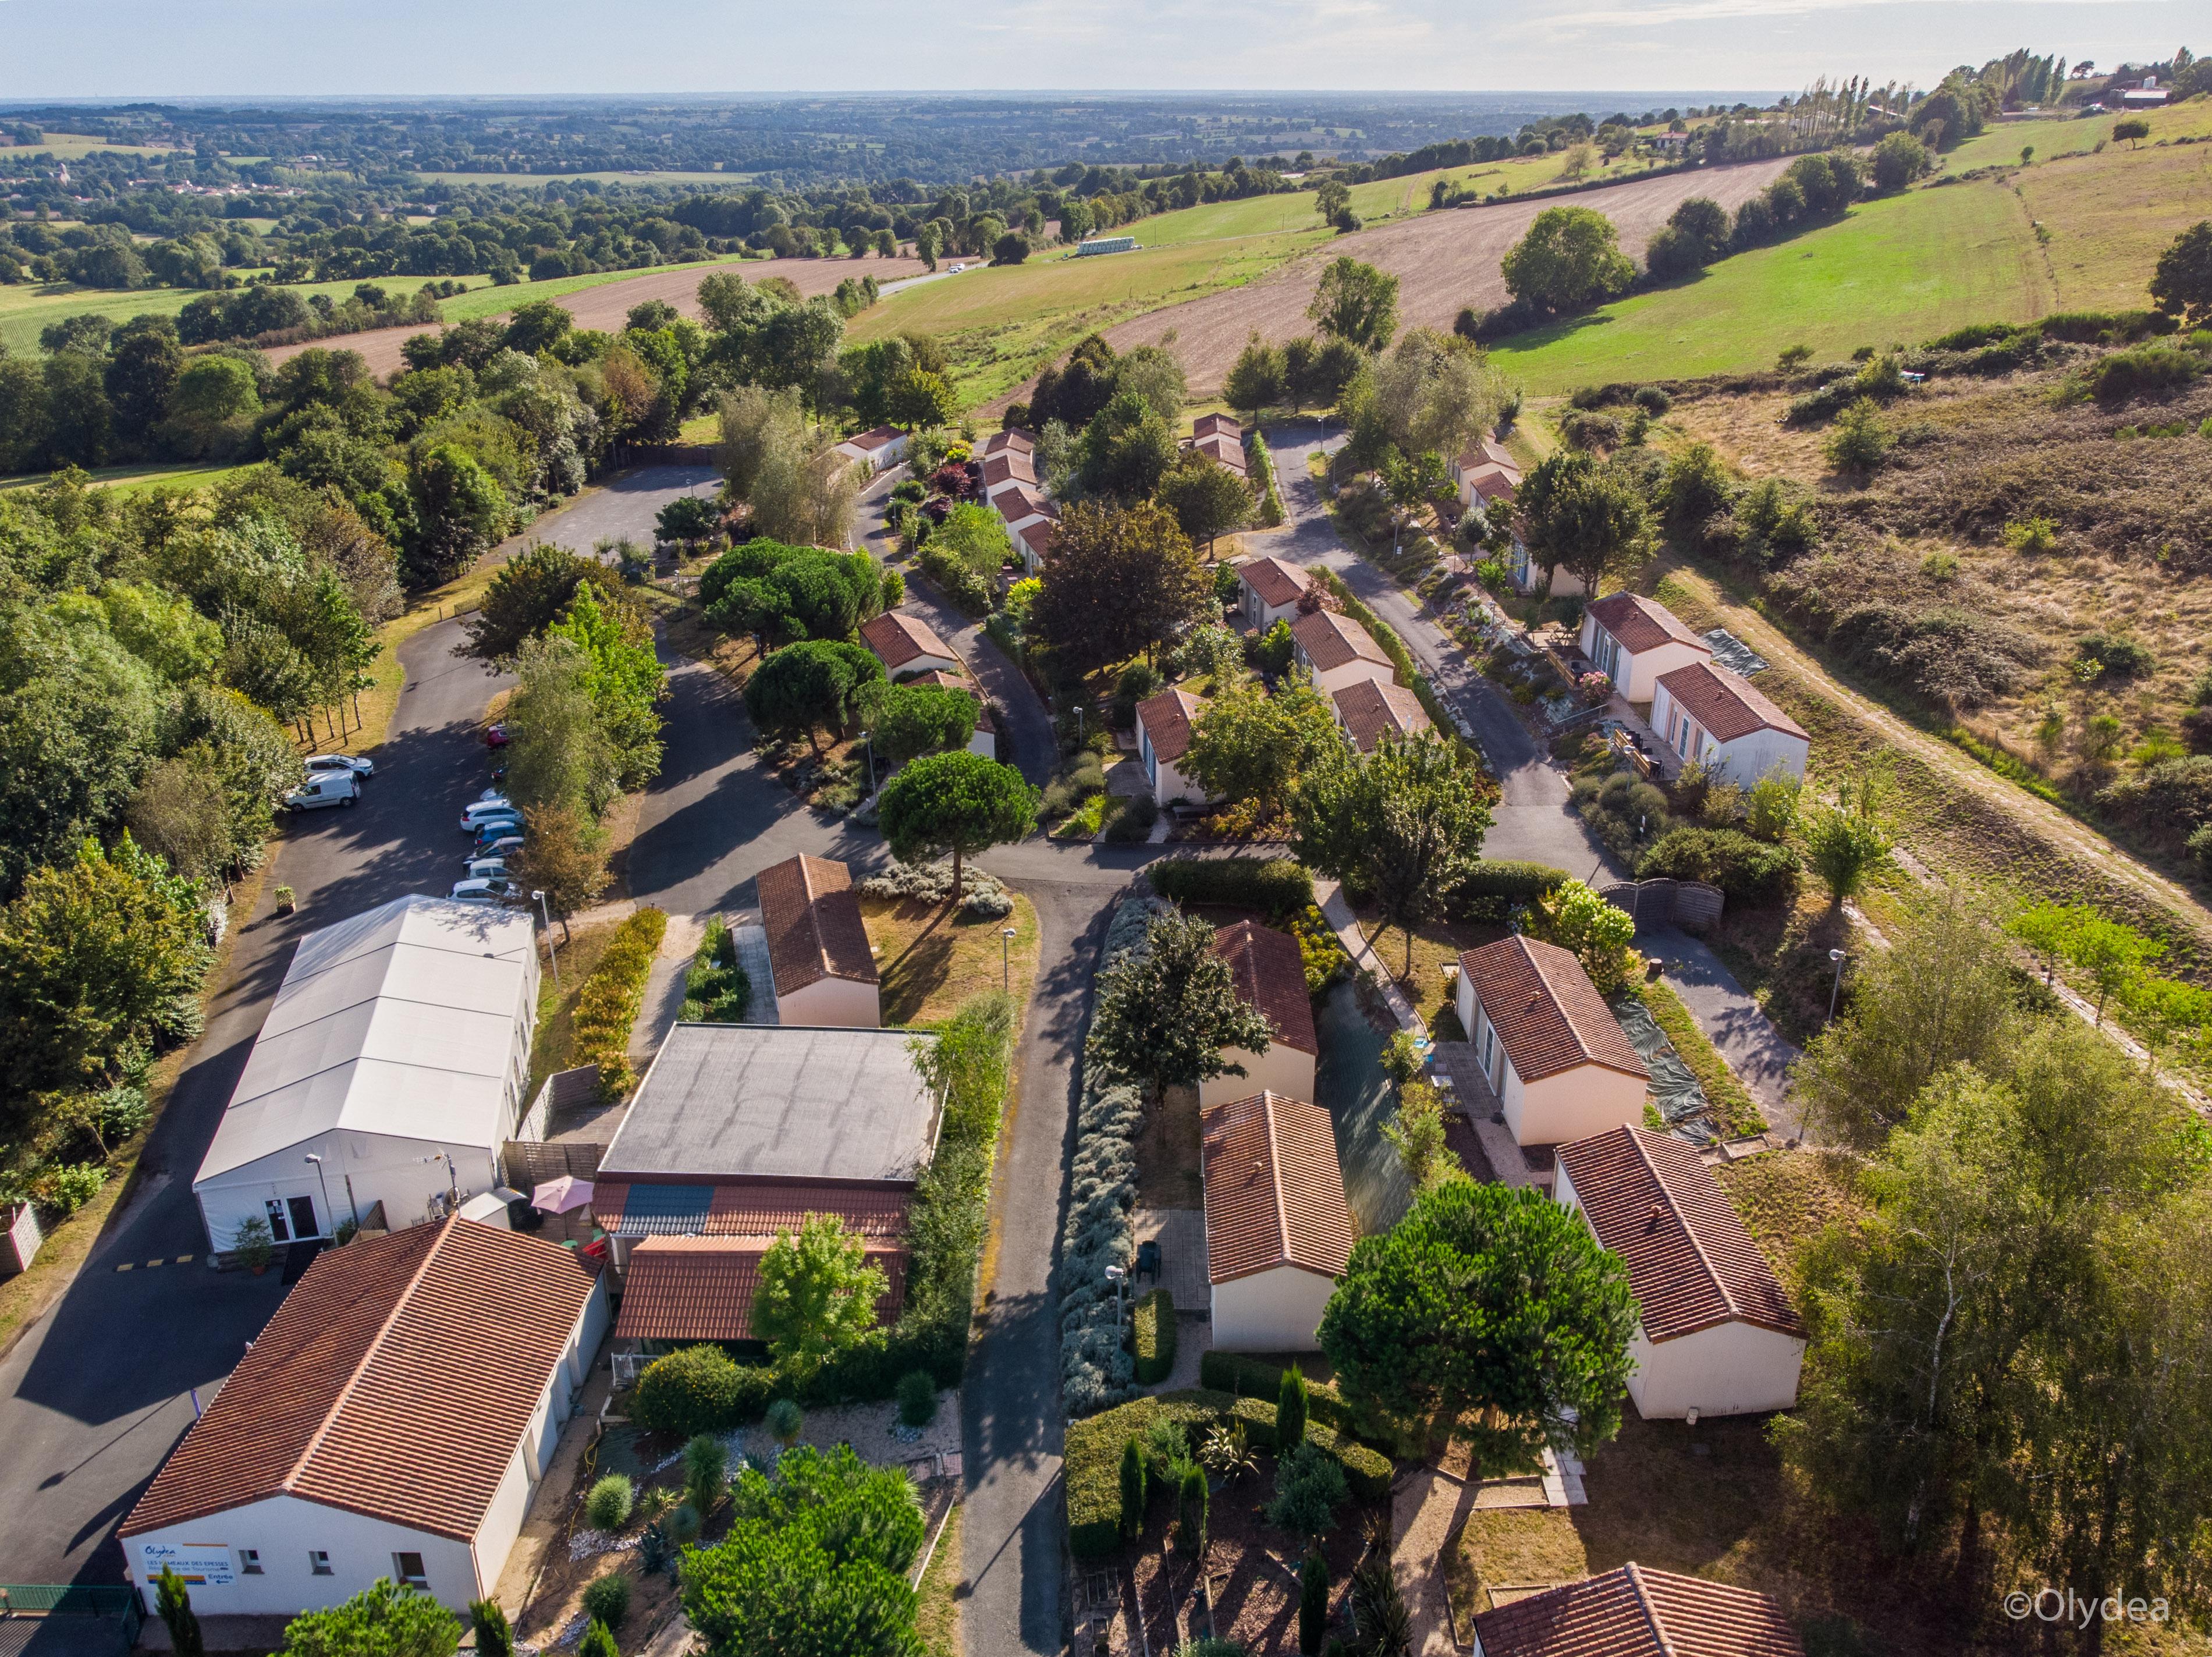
1489,180,2053,393
1940,96,2212,173
0,133,177,159
847,229,1327,406
0,460,261,496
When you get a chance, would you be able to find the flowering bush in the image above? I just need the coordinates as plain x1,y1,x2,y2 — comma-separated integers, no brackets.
1575,670,1614,707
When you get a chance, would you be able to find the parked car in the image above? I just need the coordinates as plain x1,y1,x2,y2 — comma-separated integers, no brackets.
484,723,512,749
304,754,374,779
461,856,509,881
460,796,516,832
470,817,524,847
284,771,358,812
449,876,524,905
475,832,526,860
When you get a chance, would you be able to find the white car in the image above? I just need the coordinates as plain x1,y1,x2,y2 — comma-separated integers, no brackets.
461,856,509,881
285,771,358,812
305,754,374,779
948,262,967,273
449,876,523,905
460,796,517,832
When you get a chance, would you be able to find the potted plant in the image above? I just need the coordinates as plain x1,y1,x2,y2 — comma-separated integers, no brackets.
229,1215,275,1275
274,886,297,916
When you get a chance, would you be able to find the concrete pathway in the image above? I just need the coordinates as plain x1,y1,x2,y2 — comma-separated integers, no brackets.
1319,882,1424,1036
1393,1465,1475,1657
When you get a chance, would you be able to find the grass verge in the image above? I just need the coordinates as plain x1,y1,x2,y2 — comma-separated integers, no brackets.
861,892,1042,1027
914,1502,963,1657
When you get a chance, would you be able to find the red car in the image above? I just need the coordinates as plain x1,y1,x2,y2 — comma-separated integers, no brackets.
484,723,511,748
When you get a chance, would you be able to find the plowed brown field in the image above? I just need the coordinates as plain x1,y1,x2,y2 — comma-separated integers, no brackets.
1097,158,1795,398
267,253,927,378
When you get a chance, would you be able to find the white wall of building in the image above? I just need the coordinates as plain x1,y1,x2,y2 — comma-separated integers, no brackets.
1199,1045,1317,1110
1210,1265,1337,1351
1650,684,1808,786
196,1130,499,1254
1577,618,1708,704
126,1495,480,1617
1299,651,1396,700
778,977,882,1030
1138,723,1206,808
1240,584,1302,633
887,649,962,680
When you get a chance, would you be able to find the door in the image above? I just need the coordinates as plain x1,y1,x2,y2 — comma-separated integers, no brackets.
286,1195,318,1240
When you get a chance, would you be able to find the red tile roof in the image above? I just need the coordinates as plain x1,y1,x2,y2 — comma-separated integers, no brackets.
995,485,1052,524
910,668,994,733
1585,593,1711,657
1212,920,1319,1058
1201,1092,1356,1285
1556,1126,1803,1343
841,425,901,452
1460,461,1520,505
982,452,1037,489
1191,434,1248,473
1331,678,1430,752
1458,936,1648,1084
1293,608,1392,674
593,1180,912,1238
1472,1563,1805,1657
1136,686,1205,764
613,1235,905,1342
122,1219,595,1542
1656,661,1809,745
1194,413,1242,439
1016,520,1056,563
1457,439,1521,478
1237,555,1311,609
757,853,878,995
860,610,957,671
982,429,1035,456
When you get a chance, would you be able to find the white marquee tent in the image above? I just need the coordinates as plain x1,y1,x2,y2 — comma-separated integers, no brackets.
193,896,540,1254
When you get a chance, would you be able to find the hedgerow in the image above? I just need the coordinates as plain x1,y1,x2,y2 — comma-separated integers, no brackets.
573,908,667,1098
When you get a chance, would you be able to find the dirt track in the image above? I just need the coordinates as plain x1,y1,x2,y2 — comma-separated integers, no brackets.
265,252,928,378
1099,159,1795,397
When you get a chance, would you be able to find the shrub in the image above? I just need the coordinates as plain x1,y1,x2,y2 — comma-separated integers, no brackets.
577,1623,616,1657
585,1474,635,1533
1132,1287,1177,1384
2002,515,2060,554
2079,343,2200,404
765,1397,804,1445
1104,792,1158,843
630,1344,777,1435
1277,1364,1308,1450
683,914,750,1023
1067,1393,1244,1555
1823,396,1893,474
2075,632,2155,680
917,544,994,616
897,1368,938,1428
1119,1436,1148,1544
581,1573,630,1630
857,857,1014,918
683,1434,727,1513
1450,858,1570,918
571,908,668,1097
1636,827,1801,906
1632,385,1672,416
1267,1440,1350,1539
1146,856,1314,916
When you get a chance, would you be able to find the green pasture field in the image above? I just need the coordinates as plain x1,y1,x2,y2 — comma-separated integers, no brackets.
2015,122,2212,310
847,230,1325,406
1940,96,2212,173
0,460,261,496
1489,180,2053,394
0,132,177,159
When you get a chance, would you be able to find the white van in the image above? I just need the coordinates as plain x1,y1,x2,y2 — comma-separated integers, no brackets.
460,796,517,833
285,771,358,812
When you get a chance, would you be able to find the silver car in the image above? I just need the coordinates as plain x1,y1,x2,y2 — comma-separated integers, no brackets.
305,754,374,779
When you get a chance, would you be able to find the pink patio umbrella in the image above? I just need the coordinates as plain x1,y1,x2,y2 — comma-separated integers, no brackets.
532,1176,595,1215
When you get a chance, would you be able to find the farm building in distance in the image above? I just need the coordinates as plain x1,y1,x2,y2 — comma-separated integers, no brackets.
1074,236,1139,256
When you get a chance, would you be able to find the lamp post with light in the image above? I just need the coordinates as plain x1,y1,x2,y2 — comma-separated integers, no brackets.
303,1153,336,1238
534,889,560,993
1002,926,1017,992
1827,948,1848,1024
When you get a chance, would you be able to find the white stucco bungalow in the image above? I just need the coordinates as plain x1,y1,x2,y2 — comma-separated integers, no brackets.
192,896,539,1255
120,1219,608,1617
1652,660,1811,785
1134,686,1211,808
1578,592,1713,703
1555,1126,1808,1418
1202,920,1319,1109
1234,555,1312,633
1291,608,1395,697
756,853,880,1028
1200,1091,1355,1351
1457,935,1649,1147
834,425,911,473
860,610,961,680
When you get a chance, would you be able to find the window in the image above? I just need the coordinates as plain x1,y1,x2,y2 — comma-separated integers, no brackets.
393,1553,427,1589
309,1551,333,1576
238,1549,262,1575
265,1199,291,1243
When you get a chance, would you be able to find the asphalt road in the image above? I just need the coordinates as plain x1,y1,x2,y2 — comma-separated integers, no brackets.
0,469,716,1588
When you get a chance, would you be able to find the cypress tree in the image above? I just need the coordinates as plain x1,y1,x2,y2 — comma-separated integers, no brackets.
1277,1361,1309,1450
1298,1546,1331,1655
1118,1434,1148,1544
156,1568,204,1657
468,1601,513,1657
1178,1462,1210,1559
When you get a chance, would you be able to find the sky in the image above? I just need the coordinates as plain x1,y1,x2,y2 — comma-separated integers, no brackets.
0,0,2196,98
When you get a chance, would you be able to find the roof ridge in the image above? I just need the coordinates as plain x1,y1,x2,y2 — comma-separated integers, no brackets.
1622,1562,1677,1656
797,856,835,980
279,1219,455,1499
1628,1129,1738,1322
1263,1094,1293,1270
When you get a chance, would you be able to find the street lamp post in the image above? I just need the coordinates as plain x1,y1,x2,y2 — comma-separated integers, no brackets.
1002,926,1017,992
861,732,876,797
303,1153,336,1239
1105,1264,1127,1331
534,890,560,993
1827,948,1848,1024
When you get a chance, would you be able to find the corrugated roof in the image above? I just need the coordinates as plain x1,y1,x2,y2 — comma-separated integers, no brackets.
122,1219,594,1541
757,854,878,996
1136,687,1205,764
593,1180,911,1239
1331,678,1430,752
602,1025,939,1186
860,611,956,672
1293,608,1391,674
1212,920,1319,1058
1236,555,1311,609
1586,593,1711,657
1458,936,1649,1084
1656,661,1810,744
1472,1563,1805,1656
196,896,535,1184
1201,1092,1355,1285
612,1236,906,1342
1556,1126,1803,1343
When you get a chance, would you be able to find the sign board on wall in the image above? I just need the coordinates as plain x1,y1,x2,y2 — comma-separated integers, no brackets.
137,1541,237,1587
